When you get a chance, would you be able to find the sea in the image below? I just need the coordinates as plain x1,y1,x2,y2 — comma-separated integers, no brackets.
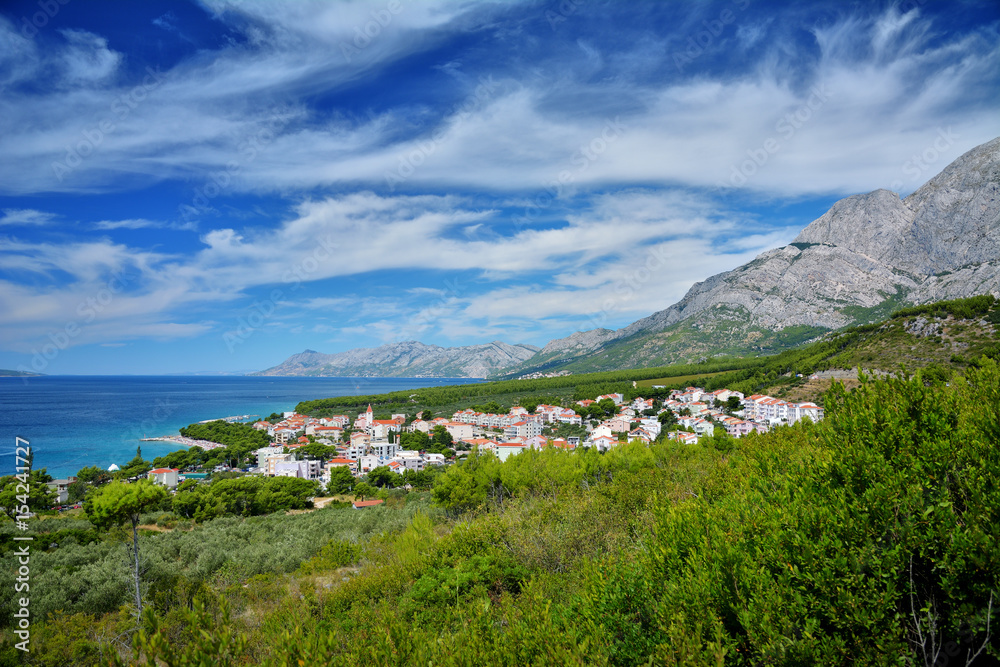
0,375,481,479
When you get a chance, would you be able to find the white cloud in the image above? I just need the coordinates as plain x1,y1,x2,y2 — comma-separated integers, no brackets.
1,4,996,197
93,218,198,231
0,209,56,226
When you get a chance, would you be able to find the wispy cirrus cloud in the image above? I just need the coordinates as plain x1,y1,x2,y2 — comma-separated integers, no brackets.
0,208,57,226
0,0,997,372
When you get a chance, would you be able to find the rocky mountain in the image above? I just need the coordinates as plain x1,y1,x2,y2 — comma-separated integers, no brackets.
255,340,539,378
503,136,1000,375
258,138,998,379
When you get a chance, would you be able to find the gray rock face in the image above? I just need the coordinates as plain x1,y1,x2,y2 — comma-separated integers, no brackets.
259,138,999,377
535,137,1000,366
537,328,617,355
257,340,539,378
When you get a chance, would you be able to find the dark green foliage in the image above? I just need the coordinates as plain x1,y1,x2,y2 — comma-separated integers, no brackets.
0,468,57,519
890,294,996,321
8,311,1000,665
172,476,319,521
295,358,761,417
326,466,355,495
171,421,270,469
366,466,397,489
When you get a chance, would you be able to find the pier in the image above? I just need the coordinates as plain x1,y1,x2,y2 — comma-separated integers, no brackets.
196,414,260,424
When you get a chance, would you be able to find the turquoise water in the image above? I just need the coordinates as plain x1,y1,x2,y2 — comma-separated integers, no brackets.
0,375,480,478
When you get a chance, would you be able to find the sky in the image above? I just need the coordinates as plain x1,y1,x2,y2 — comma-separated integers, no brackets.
1,0,998,375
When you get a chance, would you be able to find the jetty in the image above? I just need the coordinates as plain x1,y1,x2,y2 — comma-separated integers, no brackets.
196,414,259,424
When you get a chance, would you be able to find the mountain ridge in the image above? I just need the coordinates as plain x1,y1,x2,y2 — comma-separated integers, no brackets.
258,137,1000,378
254,340,539,378
501,136,1000,375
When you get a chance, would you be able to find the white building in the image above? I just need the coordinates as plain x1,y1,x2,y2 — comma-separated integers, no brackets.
148,468,179,488
256,446,285,470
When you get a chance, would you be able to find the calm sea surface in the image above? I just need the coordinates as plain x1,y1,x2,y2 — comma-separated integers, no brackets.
0,375,480,479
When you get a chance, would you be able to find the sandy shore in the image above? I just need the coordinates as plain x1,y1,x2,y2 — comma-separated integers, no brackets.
139,435,226,450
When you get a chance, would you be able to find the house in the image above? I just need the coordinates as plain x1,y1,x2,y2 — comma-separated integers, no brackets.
495,442,525,462
257,445,285,468
352,499,384,509
46,477,75,503
424,452,446,465
597,393,625,405
148,468,179,488
392,455,424,472
273,460,319,479
555,409,582,426
591,424,614,439
326,457,358,475
589,435,617,452
443,421,474,441
690,418,715,436
369,440,399,459
265,453,294,475
309,425,343,441
272,428,296,444
409,419,432,434
670,431,699,445
603,417,631,433
523,435,548,450
504,421,543,440
357,454,384,474
627,428,653,444
722,418,753,438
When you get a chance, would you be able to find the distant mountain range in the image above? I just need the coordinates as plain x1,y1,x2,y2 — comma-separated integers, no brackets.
253,341,539,378
258,137,1000,378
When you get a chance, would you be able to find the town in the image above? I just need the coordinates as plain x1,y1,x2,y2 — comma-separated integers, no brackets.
110,387,823,500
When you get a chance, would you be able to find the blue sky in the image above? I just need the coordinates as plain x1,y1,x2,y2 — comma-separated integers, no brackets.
1,0,998,374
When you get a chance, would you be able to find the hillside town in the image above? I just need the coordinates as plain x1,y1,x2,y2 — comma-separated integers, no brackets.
133,388,823,492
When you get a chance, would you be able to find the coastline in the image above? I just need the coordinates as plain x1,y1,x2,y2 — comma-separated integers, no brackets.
139,435,226,450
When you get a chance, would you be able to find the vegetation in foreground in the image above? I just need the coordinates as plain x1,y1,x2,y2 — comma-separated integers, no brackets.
2,355,997,665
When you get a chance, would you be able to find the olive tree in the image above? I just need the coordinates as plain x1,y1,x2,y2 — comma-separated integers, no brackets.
85,479,167,617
